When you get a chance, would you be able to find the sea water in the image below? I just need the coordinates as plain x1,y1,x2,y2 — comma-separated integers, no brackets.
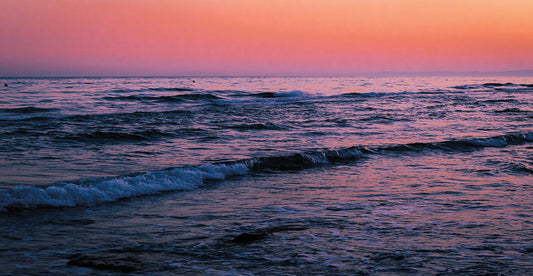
0,76,532,275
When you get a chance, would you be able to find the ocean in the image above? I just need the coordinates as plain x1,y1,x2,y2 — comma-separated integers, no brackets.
0,76,532,275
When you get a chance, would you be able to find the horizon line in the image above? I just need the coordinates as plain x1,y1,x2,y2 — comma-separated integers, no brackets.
2,69,533,79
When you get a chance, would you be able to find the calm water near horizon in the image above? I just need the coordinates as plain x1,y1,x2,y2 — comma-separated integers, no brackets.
0,76,532,275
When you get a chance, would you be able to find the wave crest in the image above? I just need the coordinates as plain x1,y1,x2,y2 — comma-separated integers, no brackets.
251,90,310,98
0,107,59,114
104,93,220,102
0,163,248,211
1,132,530,212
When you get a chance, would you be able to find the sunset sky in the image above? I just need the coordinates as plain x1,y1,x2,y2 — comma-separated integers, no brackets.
1,0,532,76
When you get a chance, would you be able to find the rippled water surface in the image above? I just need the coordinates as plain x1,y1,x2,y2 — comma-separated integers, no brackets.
0,76,532,275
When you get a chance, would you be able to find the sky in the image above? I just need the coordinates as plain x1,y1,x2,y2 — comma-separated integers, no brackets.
1,0,532,77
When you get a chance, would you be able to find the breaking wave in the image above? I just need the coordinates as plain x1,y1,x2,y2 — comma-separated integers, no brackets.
0,164,249,212
1,132,531,211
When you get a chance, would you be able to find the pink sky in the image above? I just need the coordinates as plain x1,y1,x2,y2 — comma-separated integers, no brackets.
1,0,532,76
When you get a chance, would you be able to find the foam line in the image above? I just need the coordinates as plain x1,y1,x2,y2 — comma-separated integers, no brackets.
1,132,531,211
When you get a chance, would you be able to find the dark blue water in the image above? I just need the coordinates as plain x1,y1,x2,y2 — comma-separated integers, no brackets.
0,77,532,275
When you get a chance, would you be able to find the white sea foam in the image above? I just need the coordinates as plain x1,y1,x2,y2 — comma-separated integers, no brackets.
0,163,248,211
470,133,533,147
1,132,530,212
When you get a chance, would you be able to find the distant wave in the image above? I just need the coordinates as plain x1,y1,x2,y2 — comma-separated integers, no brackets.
103,93,221,102
481,99,517,103
110,87,196,93
451,85,478,90
494,108,525,113
341,91,414,98
452,83,533,91
63,129,173,143
227,122,284,131
103,90,310,102
342,92,388,97
507,161,533,174
4,109,192,123
483,82,516,87
1,132,531,211
251,90,309,98
0,107,59,114
147,87,196,92
359,115,412,123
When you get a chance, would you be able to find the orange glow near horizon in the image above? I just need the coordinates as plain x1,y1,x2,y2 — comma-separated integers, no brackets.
1,0,532,76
